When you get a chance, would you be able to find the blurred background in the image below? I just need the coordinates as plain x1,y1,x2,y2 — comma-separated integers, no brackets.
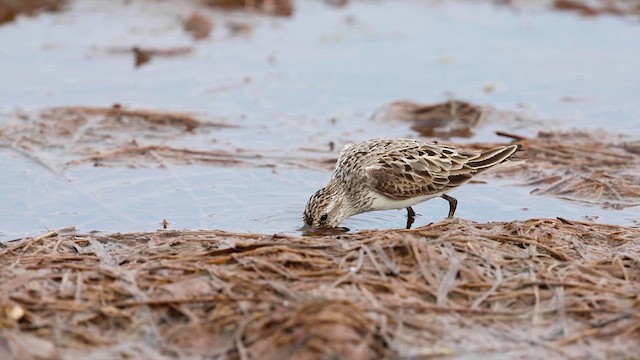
1,0,639,240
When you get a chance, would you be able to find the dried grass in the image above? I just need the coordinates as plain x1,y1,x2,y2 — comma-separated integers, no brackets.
1,218,638,358
490,130,640,209
0,105,235,170
54,105,212,130
0,106,342,170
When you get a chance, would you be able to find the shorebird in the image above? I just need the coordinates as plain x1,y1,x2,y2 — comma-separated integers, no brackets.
303,138,522,229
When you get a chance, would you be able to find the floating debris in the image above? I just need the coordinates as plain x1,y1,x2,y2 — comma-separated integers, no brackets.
184,12,213,40
105,46,194,68
552,0,633,17
204,0,294,17
0,105,233,170
497,0,640,18
83,145,252,168
0,0,65,25
372,99,486,138
53,105,211,130
133,46,151,67
491,130,640,209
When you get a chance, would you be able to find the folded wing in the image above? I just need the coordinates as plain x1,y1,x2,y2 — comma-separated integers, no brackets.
365,144,520,200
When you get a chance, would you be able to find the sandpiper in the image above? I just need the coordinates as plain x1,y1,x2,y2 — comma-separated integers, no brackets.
303,138,522,229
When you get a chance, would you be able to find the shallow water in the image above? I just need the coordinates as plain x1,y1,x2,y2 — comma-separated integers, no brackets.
1,0,639,240
2,146,637,242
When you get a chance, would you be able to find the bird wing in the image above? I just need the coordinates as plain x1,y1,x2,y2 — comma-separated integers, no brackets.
364,144,481,200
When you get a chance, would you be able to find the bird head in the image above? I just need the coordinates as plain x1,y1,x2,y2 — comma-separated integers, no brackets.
303,183,356,228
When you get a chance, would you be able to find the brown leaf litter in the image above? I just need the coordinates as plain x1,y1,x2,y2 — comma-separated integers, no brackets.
0,218,638,358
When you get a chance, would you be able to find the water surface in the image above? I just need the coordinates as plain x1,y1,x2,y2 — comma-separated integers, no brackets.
1,0,639,240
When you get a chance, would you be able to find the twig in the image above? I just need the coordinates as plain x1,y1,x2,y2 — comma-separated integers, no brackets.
556,217,575,225
495,131,528,141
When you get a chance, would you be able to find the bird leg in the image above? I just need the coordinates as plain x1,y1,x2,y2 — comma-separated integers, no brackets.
406,207,416,229
441,194,457,219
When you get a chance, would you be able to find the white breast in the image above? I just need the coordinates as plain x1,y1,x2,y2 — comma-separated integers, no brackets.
368,191,438,211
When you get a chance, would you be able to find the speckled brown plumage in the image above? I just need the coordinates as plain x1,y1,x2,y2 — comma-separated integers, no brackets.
304,138,522,229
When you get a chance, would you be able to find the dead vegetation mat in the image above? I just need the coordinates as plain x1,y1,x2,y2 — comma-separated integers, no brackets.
0,106,319,171
1,106,639,207
0,105,244,171
488,130,640,209
0,218,638,359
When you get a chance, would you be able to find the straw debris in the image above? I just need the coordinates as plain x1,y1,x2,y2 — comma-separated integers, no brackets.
490,130,640,208
1,218,638,358
0,105,234,170
54,105,210,130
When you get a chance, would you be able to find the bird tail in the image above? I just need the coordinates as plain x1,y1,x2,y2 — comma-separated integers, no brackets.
467,144,524,171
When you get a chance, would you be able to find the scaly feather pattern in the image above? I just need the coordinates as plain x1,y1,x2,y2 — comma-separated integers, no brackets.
303,138,522,228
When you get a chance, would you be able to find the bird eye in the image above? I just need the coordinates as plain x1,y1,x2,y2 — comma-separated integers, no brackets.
320,214,328,222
